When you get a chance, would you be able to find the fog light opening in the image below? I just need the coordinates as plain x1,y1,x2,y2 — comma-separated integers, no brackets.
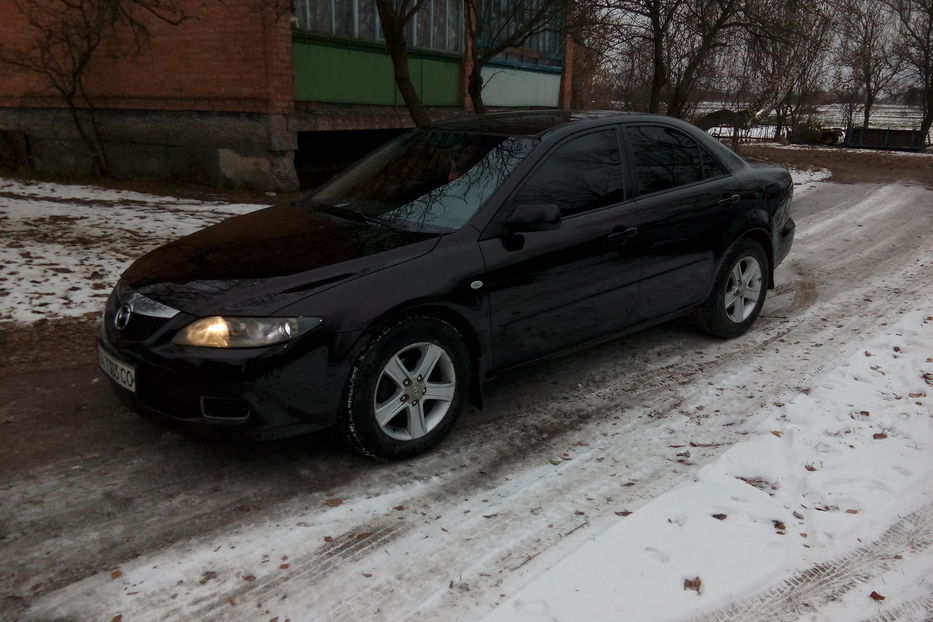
200,396,251,421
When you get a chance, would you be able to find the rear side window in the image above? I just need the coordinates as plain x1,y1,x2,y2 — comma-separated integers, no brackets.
512,129,625,217
627,125,722,195
700,149,727,178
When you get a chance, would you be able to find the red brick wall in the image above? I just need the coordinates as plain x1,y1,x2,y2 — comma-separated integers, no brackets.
0,0,293,115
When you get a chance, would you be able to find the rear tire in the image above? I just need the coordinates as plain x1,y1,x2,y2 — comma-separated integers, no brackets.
342,317,470,461
696,239,768,338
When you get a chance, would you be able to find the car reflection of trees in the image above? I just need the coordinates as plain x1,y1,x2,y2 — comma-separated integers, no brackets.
324,132,536,233
386,137,535,231
512,130,625,214
627,126,704,194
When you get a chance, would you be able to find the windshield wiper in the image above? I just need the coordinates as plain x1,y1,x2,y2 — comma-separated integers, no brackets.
318,204,402,231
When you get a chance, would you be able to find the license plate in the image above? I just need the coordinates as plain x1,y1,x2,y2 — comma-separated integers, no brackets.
98,345,136,393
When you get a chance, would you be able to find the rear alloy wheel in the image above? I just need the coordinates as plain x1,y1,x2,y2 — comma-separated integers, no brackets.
724,256,763,323
343,317,470,461
696,239,769,338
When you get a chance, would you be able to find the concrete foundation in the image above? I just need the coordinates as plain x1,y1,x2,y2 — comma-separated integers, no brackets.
0,107,299,191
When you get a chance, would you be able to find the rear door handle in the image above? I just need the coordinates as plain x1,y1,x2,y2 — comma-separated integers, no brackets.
607,226,639,244
719,194,740,207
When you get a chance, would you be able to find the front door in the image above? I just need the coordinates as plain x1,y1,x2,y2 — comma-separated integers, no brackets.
479,128,643,369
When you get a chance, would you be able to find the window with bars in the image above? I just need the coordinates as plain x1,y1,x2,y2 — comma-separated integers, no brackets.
475,0,563,68
293,0,464,55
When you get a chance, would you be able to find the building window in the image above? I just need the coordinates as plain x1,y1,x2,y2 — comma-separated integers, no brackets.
294,0,464,54
475,0,563,68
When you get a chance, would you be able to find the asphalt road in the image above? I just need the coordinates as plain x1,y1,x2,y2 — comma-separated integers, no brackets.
1,180,931,621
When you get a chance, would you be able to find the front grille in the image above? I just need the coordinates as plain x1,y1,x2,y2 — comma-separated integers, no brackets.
121,314,170,341
103,284,180,344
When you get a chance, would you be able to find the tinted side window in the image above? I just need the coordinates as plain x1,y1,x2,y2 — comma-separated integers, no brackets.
512,129,624,217
700,148,727,178
626,126,704,194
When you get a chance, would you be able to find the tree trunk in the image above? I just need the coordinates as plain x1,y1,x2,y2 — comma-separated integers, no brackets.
388,44,431,126
648,23,666,114
921,84,933,144
375,0,431,127
468,57,486,114
63,92,109,177
78,79,111,176
863,92,875,128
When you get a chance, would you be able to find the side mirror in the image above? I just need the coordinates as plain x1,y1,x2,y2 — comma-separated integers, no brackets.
504,203,561,232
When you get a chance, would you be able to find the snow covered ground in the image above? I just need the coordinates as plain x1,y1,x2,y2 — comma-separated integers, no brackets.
751,143,933,159
484,308,932,622
0,178,265,323
1,175,931,622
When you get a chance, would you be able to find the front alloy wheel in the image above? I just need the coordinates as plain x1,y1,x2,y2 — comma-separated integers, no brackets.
343,317,470,461
373,342,457,441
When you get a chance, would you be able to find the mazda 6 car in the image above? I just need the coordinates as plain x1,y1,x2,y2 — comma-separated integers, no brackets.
98,112,794,460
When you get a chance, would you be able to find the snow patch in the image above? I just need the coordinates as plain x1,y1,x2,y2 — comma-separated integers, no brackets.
481,310,933,622
0,178,266,323
790,168,832,198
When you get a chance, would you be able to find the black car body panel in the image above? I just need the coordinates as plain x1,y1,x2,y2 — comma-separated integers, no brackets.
99,111,794,442
123,204,442,317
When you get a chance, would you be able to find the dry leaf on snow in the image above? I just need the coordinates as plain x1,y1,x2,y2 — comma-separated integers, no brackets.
683,577,702,593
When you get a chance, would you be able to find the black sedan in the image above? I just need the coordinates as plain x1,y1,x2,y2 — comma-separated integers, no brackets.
98,112,794,460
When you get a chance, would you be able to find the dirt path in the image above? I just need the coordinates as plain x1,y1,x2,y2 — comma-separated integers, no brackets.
1,181,932,621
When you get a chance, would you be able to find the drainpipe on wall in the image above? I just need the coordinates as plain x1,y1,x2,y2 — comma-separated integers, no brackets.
461,1,476,112
559,29,574,111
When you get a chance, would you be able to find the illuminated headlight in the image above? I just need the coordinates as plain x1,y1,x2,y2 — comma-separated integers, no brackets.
172,316,322,348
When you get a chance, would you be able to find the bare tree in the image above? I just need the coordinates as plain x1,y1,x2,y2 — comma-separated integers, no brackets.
731,0,836,137
839,0,903,128
592,0,684,113
464,0,570,113
589,0,756,117
375,0,432,127
664,0,751,117
886,0,933,139
0,0,186,176
566,0,633,108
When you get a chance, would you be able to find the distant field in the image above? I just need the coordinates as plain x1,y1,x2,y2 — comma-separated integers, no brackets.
815,104,924,130
695,102,924,129
701,103,930,144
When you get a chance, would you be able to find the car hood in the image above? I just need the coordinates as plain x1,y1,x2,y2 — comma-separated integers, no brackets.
121,204,440,316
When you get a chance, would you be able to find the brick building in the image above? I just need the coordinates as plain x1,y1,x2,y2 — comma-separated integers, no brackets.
0,0,572,191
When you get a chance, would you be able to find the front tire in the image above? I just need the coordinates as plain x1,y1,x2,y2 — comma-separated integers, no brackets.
342,317,471,461
696,239,768,338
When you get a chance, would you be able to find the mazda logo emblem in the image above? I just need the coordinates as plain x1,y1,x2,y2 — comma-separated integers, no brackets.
114,304,132,331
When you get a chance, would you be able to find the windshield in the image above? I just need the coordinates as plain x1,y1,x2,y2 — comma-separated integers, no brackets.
310,131,537,233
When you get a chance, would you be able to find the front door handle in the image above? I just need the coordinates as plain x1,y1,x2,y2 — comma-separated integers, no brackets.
719,194,740,207
607,226,639,244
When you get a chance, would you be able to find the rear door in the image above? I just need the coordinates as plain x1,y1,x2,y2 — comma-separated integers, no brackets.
479,127,643,368
622,124,741,321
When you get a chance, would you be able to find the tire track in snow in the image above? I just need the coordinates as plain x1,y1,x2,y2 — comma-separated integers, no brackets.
858,598,933,622
693,505,933,622
177,524,402,621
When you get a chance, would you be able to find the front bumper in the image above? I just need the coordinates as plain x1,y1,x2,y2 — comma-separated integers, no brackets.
98,331,356,441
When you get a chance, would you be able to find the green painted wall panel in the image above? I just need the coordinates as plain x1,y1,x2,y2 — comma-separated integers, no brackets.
420,58,460,106
293,39,461,107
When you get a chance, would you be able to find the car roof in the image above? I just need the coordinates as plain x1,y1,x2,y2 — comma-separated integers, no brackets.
427,110,748,172
425,110,721,136
427,111,638,136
